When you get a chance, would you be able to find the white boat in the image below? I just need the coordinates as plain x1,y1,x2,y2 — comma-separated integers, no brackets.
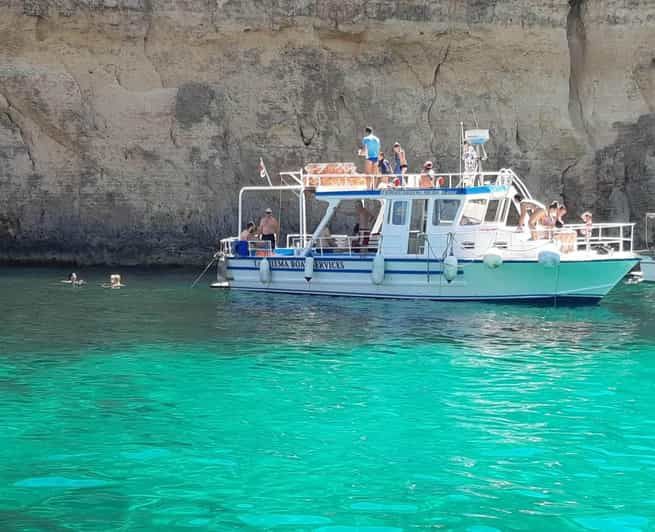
215,132,637,304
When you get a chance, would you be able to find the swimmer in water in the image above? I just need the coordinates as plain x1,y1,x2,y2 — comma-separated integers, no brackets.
102,274,125,289
61,272,85,286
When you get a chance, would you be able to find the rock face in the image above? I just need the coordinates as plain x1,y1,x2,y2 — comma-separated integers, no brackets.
0,0,654,264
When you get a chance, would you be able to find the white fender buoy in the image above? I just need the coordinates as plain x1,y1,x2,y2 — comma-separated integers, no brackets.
483,248,503,269
259,257,271,283
304,256,314,282
217,254,233,281
371,254,385,285
443,255,458,283
538,245,561,268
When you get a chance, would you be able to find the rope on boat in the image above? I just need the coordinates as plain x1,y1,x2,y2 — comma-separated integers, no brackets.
191,252,221,288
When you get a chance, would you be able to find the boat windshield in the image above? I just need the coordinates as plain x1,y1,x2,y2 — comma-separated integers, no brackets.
460,199,487,226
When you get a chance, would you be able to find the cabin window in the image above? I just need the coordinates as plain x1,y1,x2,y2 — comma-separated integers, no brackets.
389,200,408,225
484,200,500,223
432,199,459,226
505,198,521,226
460,199,487,226
410,199,428,233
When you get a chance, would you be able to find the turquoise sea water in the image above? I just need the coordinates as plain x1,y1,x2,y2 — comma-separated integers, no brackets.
2,267,655,531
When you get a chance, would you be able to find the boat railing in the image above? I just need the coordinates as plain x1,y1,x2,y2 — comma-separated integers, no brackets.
220,237,273,257
221,222,634,259
421,223,635,257
558,222,635,253
287,233,379,256
220,237,237,255
290,167,518,191
221,233,379,257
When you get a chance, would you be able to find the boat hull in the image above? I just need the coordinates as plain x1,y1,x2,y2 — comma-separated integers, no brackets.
640,257,655,282
220,255,637,303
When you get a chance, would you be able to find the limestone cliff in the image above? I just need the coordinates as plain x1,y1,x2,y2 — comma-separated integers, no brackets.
0,0,654,264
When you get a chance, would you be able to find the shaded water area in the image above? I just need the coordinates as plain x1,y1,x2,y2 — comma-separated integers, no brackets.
2,266,655,531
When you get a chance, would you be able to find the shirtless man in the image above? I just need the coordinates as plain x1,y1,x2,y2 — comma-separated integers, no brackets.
258,208,280,250
240,221,257,241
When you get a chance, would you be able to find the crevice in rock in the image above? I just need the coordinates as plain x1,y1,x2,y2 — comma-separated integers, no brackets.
427,42,451,154
142,0,163,88
395,49,429,89
113,66,125,89
566,0,594,147
298,120,316,147
1,92,36,170
559,159,578,204
337,93,357,126
515,120,529,153
169,119,178,147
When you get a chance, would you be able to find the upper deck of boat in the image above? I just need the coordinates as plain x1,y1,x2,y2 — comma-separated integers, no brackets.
280,162,522,200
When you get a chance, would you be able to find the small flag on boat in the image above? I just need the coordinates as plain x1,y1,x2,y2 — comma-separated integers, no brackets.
258,158,273,186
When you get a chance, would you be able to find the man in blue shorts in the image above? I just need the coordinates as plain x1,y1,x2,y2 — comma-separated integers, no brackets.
360,126,380,175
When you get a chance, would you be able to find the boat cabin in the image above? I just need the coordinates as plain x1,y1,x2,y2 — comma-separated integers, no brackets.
223,160,635,261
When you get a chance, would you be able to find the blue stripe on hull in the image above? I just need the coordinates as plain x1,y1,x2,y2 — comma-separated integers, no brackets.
227,266,464,275
228,256,638,265
221,286,602,305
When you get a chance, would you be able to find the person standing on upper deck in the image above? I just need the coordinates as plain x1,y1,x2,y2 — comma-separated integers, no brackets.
419,161,436,188
392,142,408,178
378,152,392,176
359,126,380,175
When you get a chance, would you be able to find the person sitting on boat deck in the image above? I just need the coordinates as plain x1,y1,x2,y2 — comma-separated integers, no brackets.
258,208,279,250
240,221,257,241
532,201,559,239
419,161,437,188
378,151,393,179
354,200,375,252
552,204,576,252
359,126,381,176
555,204,567,228
579,211,593,238
392,142,408,184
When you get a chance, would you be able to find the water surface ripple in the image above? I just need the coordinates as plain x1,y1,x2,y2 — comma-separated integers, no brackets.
1,267,655,530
